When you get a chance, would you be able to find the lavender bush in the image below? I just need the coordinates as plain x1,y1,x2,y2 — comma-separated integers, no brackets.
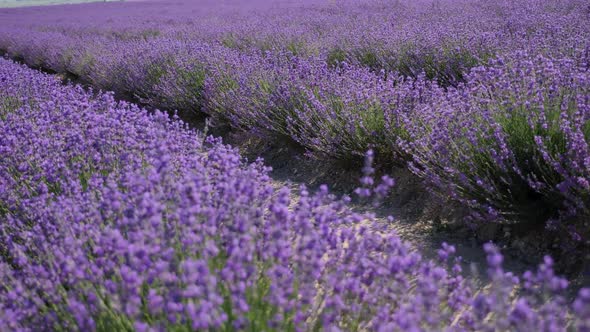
405,53,590,238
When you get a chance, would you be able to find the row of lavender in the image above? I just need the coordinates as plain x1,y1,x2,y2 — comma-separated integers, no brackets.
1,57,590,331
1,1,589,240
1,0,588,85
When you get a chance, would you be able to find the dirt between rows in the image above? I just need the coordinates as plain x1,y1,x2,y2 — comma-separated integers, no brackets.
214,128,590,295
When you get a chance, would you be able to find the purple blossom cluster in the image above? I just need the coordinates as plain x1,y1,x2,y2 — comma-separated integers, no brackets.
2,58,590,330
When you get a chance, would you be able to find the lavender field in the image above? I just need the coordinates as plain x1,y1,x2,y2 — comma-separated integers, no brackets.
1,0,590,330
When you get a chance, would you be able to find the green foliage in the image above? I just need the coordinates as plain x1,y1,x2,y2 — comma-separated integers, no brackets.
221,34,240,50
0,201,7,217
73,52,96,77
325,42,492,87
174,65,207,110
397,45,489,86
146,63,169,88
95,309,135,332
285,40,306,56
357,49,380,69
140,29,160,41
0,95,22,119
584,121,590,142
287,87,392,161
327,48,347,68
244,274,297,332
